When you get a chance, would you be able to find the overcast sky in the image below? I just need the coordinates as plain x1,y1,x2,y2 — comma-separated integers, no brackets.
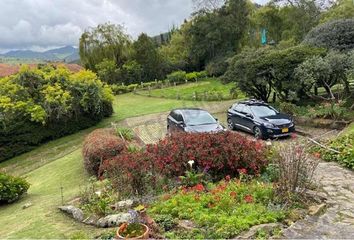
0,0,267,52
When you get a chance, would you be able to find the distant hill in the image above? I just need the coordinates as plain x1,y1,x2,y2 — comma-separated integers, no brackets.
0,63,83,78
0,46,79,62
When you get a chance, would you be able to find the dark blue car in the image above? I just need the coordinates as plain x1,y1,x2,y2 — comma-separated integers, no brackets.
227,100,295,139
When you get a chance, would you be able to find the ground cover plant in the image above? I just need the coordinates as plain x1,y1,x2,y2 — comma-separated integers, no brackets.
136,78,243,101
149,178,286,239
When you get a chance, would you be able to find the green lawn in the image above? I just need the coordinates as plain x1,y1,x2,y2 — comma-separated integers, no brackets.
0,93,230,239
136,78,244,101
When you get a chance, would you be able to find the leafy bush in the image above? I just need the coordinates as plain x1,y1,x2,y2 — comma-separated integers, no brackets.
146,132,269,179
205,56,229,77
83,129,125,176
314,133,354,169
0,65,114,162
100,151,154,197
149,180,285,239
304,18,354,51
100,132,269,197
166,70,187,84
307,102,347,120
0,172,30,203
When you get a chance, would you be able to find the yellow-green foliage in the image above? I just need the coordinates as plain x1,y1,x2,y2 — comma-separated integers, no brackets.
0,64,114,161
0,65,113,126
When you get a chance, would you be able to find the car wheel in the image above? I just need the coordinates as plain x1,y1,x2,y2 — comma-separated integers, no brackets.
253,126,263,139
227,118,235,130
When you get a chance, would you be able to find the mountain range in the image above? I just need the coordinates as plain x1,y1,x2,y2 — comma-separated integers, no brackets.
0,46,80,62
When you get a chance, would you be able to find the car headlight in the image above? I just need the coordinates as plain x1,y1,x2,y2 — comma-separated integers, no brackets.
289,122,294,127
263,122,275,128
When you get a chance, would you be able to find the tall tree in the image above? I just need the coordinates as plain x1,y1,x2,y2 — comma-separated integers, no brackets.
187,0,249,69
133,33,164,81
79,23,132,71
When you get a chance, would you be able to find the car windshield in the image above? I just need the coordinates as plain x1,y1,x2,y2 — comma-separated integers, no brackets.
184,110,217,126
250,105,278,117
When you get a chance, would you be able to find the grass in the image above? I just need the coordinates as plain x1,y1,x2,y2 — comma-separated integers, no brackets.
0,93,233,239
136,78,244,101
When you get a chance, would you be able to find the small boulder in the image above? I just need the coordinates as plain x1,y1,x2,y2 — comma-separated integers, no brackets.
96,213,132,228
59,205,84,222
178,220,197,230
82,215,100,226
308,203,326,216
22,202,33,209
110,199,134,211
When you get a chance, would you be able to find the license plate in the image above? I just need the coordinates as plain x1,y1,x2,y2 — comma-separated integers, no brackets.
282,128,289,133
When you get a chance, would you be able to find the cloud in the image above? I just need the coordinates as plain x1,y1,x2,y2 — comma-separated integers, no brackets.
0,0,193,51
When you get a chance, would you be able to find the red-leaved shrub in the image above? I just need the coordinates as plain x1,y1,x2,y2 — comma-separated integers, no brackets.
83,129,125,176
146,132,268,179
100,131,269,196
99,151,154,196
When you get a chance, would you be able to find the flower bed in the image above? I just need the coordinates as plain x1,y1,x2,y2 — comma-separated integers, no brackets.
149,179,285,239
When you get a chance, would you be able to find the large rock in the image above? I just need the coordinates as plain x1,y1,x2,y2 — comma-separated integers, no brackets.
96,213,132,228
110,199,134,211
59,205,84,222
237,223,283,239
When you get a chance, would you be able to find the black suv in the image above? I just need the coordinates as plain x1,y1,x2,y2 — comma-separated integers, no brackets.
227,100,295,139
167,108,225,133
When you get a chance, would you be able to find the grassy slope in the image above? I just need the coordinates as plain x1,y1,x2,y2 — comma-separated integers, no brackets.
136,78,244,100
0,93,224,239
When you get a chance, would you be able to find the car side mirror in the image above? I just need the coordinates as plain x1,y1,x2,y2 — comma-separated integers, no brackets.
246,113,253,119
214,118,218,122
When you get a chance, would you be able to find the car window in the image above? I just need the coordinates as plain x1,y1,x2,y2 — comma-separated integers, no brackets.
234,104,245,112
243,106,252,115
250,105,278,117
184,110,216,126
175,112,183,122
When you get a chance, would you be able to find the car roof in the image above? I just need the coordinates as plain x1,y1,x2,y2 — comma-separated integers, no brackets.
236,99,268,106
171,108,206,113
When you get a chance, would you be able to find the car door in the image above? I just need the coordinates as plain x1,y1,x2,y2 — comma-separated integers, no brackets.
229,104,246,129
240,106,255,132
167,111,178,132
174,111,185,131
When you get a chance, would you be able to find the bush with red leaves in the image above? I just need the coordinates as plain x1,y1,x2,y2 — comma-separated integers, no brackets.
99,151,155,196
83,129,125,176
146,131,268,179
100,131,269,197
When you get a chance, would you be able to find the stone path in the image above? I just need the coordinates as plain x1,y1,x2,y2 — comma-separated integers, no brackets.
282,161,354,239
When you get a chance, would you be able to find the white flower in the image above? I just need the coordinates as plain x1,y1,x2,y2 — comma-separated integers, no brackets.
266,141,272,146
95,191,102,197
188,160,195,168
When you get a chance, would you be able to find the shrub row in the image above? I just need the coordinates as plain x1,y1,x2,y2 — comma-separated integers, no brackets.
0,172,30,203
111,71,208,95
100,132,269,196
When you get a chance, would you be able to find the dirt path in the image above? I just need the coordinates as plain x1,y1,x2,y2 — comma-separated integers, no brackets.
120,110,354,238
